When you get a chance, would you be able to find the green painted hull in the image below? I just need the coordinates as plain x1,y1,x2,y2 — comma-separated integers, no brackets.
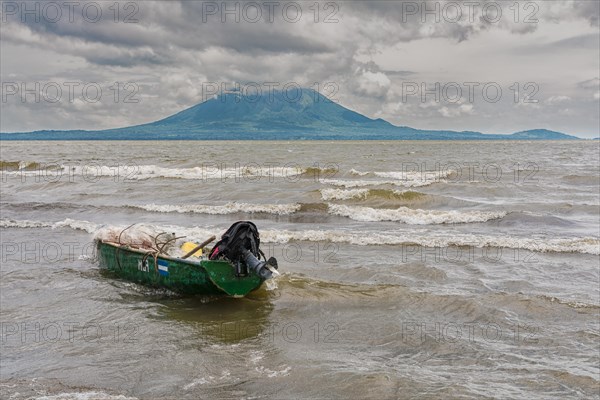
96,241,265,297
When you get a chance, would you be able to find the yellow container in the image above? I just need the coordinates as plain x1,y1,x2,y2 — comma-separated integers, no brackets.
180,241,202,257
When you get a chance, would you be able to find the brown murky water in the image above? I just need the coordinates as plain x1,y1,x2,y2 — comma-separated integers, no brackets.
1,141,598,399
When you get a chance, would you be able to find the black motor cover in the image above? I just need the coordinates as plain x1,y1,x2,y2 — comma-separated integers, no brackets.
209,221,261,261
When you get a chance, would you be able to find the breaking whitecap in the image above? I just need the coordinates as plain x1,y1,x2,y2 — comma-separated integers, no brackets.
3,218,599,255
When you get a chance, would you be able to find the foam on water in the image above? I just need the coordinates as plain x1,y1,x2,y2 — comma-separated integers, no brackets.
373,170,454,180
327,204,507,224
349,168,369,176
0,218,99,233
0,162,330,181
280,230,598,254
5,218,597,255
132,202,302,215
348,168,454,179
182,370,233,390
320,188,371,200
32,393,137,400
0,219,51,229
321,178,443,188
320,188,429,202
1,142,599,399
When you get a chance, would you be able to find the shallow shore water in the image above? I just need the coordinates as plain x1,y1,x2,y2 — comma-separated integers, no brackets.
1,140,598,399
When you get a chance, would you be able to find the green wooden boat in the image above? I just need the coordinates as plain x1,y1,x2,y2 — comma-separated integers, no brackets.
96,240,266,297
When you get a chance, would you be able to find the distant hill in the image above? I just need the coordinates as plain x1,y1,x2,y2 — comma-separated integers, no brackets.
509,129,577,140
0,88,580,140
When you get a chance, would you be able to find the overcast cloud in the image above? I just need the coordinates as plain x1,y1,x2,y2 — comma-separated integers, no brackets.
1,0,599,137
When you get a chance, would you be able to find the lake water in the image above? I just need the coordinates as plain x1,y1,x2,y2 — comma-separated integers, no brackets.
0,140,598,399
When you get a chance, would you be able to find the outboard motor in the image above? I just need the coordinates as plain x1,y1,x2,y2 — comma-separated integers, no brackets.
209,221,278,279
242,248,279,279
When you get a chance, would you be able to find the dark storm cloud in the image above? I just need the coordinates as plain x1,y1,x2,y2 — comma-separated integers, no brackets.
2,0,335,67
0,0,598,136
570,0,599,26
5,0,592,69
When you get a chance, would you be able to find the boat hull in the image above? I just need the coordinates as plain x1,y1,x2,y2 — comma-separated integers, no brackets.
96,241,264,297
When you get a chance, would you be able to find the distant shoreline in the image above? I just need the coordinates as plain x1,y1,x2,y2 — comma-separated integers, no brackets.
0,138,592,142
0,90,585,140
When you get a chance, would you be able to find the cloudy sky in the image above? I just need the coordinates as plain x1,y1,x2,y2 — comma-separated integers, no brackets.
1,0,599,137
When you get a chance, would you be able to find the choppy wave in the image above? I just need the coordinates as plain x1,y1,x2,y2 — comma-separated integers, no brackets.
349,168,370,176
327,204,506,224
330,168,453,188
322,178,442,188
539,295,600,309
32,393,137,400
349,168,454,180
374,170,454,180
264,230,600,255
1,198,482,222
320,188,426,201
0,161,337,181
0,160,43,171
0,218,100,233
131,203,301,215
129,200,485,222
0,201,95,212
300,166,339,177
298,202,329,212
3,218,598,255
0,219,52,229
320,188,371,200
